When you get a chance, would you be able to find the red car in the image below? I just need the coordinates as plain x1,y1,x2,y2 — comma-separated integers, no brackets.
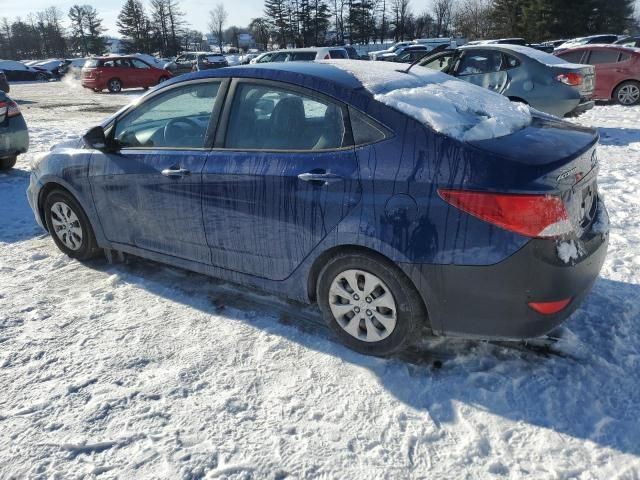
556,45,640,105
81,56,172,93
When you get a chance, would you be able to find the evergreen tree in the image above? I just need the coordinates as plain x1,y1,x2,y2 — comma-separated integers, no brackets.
117,0,151,52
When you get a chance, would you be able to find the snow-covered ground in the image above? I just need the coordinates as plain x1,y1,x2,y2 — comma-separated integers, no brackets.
1,81,640,479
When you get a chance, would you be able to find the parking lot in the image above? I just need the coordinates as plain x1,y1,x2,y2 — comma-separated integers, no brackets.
1,79,640,478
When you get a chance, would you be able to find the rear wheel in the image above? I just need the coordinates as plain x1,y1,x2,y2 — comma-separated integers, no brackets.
613,81,640,106
43,189,101,260
0,156,17,170
107,78,122,93
316,251,427,356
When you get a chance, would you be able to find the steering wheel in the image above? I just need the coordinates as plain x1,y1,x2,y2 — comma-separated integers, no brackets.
163,117,201,146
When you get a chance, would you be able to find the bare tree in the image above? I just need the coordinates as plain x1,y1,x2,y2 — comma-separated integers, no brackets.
453,0,492,40
208,3,228,52
432,0,454,37
391,0,410,41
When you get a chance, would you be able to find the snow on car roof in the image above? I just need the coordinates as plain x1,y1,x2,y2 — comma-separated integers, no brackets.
323,60,531,142
466,43,592,69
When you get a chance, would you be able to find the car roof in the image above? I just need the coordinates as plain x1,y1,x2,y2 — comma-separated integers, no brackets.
560,43,640,53
162,61,364,91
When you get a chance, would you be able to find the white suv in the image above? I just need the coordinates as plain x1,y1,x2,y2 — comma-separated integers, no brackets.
268,47,349,62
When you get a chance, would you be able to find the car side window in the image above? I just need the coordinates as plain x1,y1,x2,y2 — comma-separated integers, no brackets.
457,50,503,75
131,59,150,69
618,53,631,62
349,107,390,146
503,54,520,69
329,49,348,59
225,83,346,151
113,82,220,149
558,51,585,63
587,50,620,65
422,53,454,72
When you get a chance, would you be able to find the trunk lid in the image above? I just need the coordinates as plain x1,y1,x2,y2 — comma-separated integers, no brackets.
467,114,600,237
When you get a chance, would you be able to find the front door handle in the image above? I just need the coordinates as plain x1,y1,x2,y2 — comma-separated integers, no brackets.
297,171,343,185
161,167,190,178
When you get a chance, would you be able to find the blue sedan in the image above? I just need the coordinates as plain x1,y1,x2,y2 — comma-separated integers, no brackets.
28,61,608,356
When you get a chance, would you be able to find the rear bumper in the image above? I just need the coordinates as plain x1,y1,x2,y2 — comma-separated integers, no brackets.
401,199,609,340
81,78,104,89
0,115,29,158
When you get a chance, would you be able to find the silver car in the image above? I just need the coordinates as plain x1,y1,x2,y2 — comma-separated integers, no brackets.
420,44,595,117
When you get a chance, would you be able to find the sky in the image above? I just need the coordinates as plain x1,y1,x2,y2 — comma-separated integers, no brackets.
1,0,266,36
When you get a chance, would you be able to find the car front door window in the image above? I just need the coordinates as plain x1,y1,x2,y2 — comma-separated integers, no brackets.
114,82,220,149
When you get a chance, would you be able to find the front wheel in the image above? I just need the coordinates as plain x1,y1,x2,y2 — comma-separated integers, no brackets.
613,81,640,106
43,189,101,260
107,78,122,93
316,251,427,356
0,156,17,170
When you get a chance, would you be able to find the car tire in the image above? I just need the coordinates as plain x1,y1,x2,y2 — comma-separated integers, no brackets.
107,78,122,93
316,251,427,357
36,72,48,81
0,156,17,170
158,76,168,84
613,81,640,106
43,189,101,261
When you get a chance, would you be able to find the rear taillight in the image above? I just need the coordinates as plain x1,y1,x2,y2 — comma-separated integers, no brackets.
438,189,572,238
0,99,20,120
556,73,583,86
528,298,572,315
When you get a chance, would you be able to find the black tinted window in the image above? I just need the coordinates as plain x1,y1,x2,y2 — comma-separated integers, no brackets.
588,50,620,64
558,51,585,63
226,84,346,151
349,107,389,146
329,49,348,59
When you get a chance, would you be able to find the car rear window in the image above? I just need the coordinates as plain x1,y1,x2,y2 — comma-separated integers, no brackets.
290,52,318,61
205,55,225,62
587,50,621,65
329,49,348,59
558,51,585,63
84,59,100,68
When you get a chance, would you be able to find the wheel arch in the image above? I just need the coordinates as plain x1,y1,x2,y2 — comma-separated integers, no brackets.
307,245,430,326
611,78,640,102
38,182,95,235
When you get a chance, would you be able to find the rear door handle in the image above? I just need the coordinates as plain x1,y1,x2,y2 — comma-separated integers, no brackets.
161,168,190,178
297,172,343,185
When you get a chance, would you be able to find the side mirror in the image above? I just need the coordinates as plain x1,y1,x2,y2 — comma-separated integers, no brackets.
83,126,114,151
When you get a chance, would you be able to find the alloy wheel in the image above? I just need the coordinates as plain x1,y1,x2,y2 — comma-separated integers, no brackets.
50,201,83,251
617,84,640,105
328,269,397,342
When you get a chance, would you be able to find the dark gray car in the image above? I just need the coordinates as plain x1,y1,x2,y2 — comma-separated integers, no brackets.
420,44,595,117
